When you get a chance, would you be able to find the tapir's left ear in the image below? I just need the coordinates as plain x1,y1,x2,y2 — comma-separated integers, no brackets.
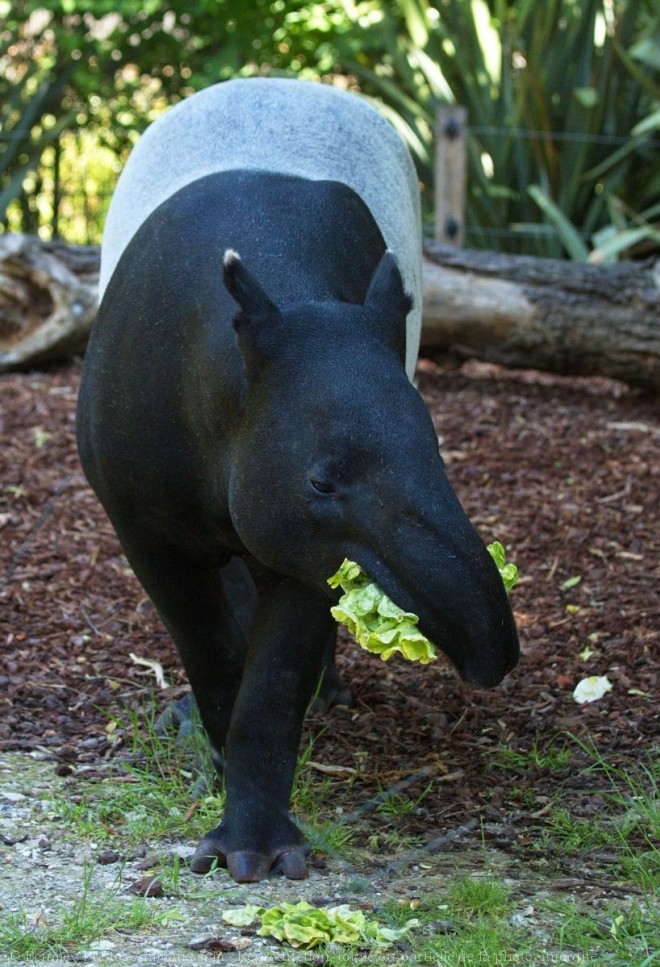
364,250,413,317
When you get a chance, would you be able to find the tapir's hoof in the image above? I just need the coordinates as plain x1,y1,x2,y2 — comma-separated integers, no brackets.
229,848,307,882
311,674,354,714
154,693,198,741
190,832,308,882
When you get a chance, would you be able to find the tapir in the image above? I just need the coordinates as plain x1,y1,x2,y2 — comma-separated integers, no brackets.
77,77,519,883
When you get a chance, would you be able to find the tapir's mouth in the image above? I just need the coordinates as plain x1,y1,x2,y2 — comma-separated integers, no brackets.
436,622,520,687
346,551,520,688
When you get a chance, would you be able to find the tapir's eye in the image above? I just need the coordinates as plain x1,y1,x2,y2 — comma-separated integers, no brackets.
309,477,336,496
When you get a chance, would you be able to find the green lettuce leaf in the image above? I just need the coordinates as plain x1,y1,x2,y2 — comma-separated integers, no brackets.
486,541,519,592
221,905,262,927
222,900,417,950
328,542,518,662
327,559,437,663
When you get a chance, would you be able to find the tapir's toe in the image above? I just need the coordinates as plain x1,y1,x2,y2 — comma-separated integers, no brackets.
227,848,307,882
190,829,308,882
226,850,273,882
190,835,227,874
273,847,308,880
311,672,354,714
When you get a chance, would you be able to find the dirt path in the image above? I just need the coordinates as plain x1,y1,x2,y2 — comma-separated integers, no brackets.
1,358,658,963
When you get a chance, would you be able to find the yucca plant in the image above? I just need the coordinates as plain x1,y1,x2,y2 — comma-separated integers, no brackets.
330,0,660,258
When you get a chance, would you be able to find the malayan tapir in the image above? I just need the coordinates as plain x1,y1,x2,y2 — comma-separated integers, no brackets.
77,77,519,883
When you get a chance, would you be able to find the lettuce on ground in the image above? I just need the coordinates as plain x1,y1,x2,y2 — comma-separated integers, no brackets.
221,900,417,950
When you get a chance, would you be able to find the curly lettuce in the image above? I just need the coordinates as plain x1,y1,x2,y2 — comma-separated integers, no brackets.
222,900,417,950
328,543,517,663
486,541,519,592
327,559,436,663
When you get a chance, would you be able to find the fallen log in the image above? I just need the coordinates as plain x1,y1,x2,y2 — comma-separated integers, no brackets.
422,243,660,390
0,233,98,371
1,234,658,390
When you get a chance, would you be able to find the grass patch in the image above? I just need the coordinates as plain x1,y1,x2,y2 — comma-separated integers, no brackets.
388,880,533,966
538,806,615,855
539,740,660,886
375,780,433,820
551,898,660,965
416,918,532,966
490,735,573,774
0,865,161,961
56,697,225,852
445,872,513,920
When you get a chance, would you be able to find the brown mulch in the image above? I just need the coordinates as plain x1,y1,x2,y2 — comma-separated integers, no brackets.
1,357,658,844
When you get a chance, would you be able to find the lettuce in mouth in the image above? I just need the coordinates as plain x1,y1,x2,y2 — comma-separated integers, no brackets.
487,540,519,592
327,542,517,663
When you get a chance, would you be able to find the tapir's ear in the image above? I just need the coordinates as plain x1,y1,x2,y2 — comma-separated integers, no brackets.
365,250,413,317
222,250,283,375
222,249,285,381
223,249,280,324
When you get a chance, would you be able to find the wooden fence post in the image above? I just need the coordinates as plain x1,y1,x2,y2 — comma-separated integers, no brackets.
435,106,467,247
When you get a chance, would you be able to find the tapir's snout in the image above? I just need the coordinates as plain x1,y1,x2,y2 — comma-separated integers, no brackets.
351,542,521,689
405,570,520,689
351,481,521,690
442,608,520,688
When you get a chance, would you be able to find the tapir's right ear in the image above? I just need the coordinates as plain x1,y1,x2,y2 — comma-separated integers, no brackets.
365,250,413,317
364,250,412,366
223,249,280,325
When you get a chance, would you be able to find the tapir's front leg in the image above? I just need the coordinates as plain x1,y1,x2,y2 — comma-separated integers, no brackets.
191,573,333,882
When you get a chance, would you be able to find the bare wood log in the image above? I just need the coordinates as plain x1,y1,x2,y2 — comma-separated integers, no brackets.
422,243,660,390
1,234,659,390
0,233,99,371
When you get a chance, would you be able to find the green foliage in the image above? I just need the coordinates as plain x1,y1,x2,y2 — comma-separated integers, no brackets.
375,780,433,819
551,898,660,963
1,0,658,255
0,864,160,960
490,735,573,773
567,738,660,894
445,872,513,920
419,916,530,965
0,28,74,230
339,0,660,256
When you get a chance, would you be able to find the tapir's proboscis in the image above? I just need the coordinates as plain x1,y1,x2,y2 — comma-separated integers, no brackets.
77,78,519,883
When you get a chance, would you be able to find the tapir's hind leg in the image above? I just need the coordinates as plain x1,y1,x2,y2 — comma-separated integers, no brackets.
218,556,258,640
313,632,353,711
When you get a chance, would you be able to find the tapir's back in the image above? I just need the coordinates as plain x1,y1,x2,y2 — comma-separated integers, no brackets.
100,77,422,377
